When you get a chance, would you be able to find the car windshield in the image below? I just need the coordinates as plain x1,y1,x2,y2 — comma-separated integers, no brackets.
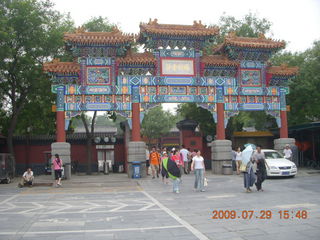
264,151,284,159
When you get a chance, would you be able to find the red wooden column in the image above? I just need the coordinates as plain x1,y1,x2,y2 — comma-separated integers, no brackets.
280,110,288,138
216,102,225,140
56,86,66,142
132,102,141,141
56,111,66,142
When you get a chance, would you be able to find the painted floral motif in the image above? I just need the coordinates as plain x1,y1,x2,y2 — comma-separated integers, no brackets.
87,67,111,85
241,69,261,86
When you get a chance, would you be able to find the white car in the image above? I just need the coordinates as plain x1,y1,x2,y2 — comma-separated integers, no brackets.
261,149,297,177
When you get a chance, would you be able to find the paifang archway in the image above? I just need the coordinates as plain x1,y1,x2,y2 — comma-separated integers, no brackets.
43,20,298,176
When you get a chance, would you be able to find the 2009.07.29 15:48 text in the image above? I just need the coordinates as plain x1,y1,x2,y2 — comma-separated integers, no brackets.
211,210,308,220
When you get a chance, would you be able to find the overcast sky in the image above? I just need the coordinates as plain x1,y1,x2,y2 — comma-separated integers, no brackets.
52,0,320,114
52,0,320,52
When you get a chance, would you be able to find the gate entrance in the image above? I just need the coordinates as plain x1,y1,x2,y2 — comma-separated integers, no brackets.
44,20,298,176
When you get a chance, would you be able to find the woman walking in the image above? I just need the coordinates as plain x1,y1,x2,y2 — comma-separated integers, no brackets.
170,149,182,193
241,144,256,193
160,152,169,184
235,147,242,175
52,154,63,187
191,150,206,192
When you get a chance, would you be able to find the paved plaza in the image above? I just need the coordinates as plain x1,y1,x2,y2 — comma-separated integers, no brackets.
0,170,319,240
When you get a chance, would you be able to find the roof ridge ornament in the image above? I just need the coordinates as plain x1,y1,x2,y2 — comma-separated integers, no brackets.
75,26,86,34
258,33,266,39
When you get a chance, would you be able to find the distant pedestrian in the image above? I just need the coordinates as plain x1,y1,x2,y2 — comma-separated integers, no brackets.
283,144,293,161
172,148,183,177
160,152,169,184
191,150,206,192
52,154,63,187
146,147,150,176
232,149,237,172
235,147,242,175
149,146,160,179
180,145,189,174
253,145,267,192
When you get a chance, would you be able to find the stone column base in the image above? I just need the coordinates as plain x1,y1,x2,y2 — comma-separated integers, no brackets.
274,138,295,152
127,141,146,178
51,142,71,179
211,140,232,174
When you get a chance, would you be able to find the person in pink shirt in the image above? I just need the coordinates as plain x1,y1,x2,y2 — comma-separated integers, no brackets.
52,154,63,187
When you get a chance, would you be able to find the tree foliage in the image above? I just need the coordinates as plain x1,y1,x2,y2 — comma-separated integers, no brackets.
0,0,74,163
217,12,272,40
272,41,320,125
82,16,115,32
176,103,215,137
141,106,176,146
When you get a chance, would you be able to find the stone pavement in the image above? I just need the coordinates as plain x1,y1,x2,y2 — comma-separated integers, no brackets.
0,169,319,240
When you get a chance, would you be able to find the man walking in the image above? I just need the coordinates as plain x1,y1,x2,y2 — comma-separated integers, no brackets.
180,145,189,174
149,146,160,179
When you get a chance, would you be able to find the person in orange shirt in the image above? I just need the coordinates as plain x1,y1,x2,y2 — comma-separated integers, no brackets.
149,146,160,179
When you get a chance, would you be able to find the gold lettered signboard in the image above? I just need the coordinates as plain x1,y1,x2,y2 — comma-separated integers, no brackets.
161,59,195,76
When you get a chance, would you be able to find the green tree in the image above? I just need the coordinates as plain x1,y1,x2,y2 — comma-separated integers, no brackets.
141,106,176,147
272,41,320,125
82,16,115,32
176,103,216,137
217,12,272,41
0,0,74,173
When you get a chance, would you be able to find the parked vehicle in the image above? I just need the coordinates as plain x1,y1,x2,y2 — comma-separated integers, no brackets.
0,154,14,184
262,149,297,177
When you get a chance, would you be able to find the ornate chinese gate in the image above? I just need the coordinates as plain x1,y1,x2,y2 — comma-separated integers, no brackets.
44,20,298,176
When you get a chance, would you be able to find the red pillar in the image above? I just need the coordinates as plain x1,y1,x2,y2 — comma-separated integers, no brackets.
216,102,225,140
280,110,288,138
56,111,66,142
132,102,141,141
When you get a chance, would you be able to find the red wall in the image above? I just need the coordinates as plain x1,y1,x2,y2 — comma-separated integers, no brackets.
14,145,51,165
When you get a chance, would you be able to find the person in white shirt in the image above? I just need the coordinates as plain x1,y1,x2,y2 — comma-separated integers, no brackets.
235,147,242,175
180,145,189,174
18,168,34,187
283,144,293,161
191,150,206,192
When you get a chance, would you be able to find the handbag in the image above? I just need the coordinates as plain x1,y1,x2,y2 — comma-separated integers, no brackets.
204,177,208,187
239,163,247,172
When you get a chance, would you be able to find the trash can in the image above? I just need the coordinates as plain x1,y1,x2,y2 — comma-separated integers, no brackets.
132,161,141,179
222,164,233,175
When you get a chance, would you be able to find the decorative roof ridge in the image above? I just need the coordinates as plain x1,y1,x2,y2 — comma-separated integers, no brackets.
116,51,156,65
43,59,80,74
201,54,238,67
64,27,135,44
139,19,219,36
267,64,299,76
223,32,285,49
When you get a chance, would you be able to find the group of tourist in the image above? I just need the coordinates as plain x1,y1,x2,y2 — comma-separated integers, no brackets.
146,145,206,193
232,144,293,193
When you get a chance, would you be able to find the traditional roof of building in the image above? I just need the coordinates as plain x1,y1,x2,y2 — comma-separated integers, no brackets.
267,64,299,76
43,59,80,74
201,55,238,67
139,19,219,37
222,32,286,49
116,51,156,65
64,27,134,45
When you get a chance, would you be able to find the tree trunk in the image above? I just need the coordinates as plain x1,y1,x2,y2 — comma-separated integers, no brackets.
81,111,97,175
6,103,25,176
